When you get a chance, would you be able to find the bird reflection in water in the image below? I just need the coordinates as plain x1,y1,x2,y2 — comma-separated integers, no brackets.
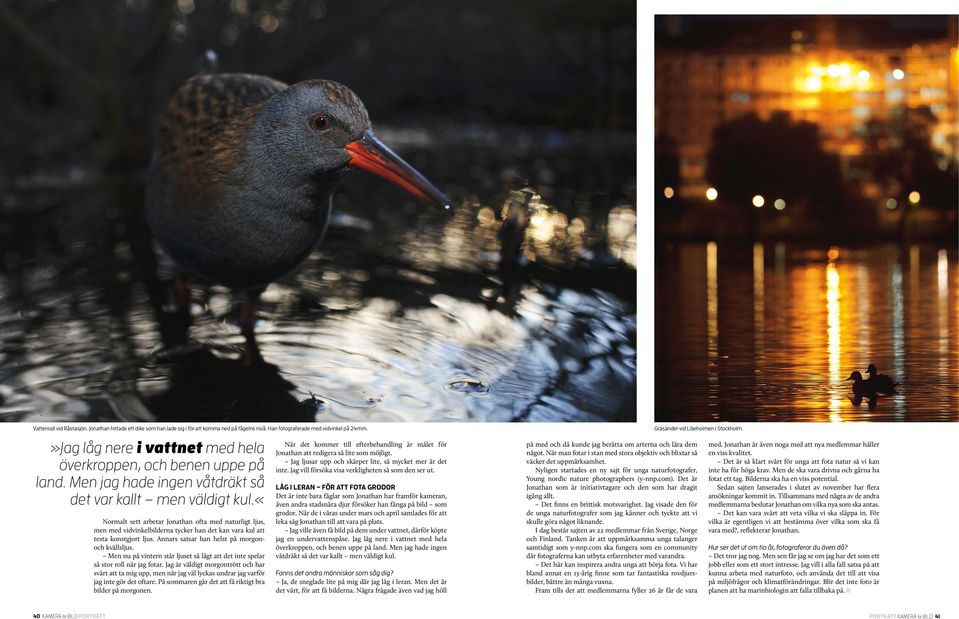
138,288,319,422
849,391,879,410
145,347,320,422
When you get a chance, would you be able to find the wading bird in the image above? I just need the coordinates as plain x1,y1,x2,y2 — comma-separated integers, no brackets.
146,73,450,358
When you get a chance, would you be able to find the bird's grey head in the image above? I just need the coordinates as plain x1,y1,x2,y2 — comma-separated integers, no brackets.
249,79,371,187
243,78,450,213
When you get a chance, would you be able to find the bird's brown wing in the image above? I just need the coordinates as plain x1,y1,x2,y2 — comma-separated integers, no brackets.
155,73,288,211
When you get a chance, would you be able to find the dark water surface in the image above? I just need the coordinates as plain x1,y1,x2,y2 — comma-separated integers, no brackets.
0,132,636,422
656,242,958,422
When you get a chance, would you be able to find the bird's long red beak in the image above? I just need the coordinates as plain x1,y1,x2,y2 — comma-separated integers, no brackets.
346,130,451,212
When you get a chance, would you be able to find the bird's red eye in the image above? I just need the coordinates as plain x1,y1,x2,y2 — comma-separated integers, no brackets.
309,114,330,132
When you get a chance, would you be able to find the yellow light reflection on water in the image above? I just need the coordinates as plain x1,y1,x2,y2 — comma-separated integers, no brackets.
826,260,843,421
775,242,786,275
910,245,920,294
891,257,906,420
753,243,765,376
706,241,719,414
939,250,949,298
939,250,949,371
856,263,870,374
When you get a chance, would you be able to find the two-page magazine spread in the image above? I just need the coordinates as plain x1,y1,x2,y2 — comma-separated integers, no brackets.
1,3,956,618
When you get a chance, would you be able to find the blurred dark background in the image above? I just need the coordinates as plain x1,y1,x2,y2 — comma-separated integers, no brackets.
0,0,635,186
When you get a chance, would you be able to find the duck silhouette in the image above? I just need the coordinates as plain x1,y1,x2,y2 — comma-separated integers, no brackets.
866,364,897,394
845,368,897,396
845,371,873,396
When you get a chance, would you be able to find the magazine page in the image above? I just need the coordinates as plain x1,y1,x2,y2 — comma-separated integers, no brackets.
1,2,957,618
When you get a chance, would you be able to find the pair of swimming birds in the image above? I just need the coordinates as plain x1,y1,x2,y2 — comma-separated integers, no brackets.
145,72,451,351
845,365,897,395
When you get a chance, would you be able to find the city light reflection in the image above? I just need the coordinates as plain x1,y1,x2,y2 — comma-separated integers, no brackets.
891,259,906,420
938,250,949,378
753,243,765,374
826,260,843,421
939,249,949,299
856,263,870,376
659,240,958,422
706,241,719,414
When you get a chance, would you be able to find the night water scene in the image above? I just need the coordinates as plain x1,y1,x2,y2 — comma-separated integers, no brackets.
655,15,958,422
0,1,637,422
